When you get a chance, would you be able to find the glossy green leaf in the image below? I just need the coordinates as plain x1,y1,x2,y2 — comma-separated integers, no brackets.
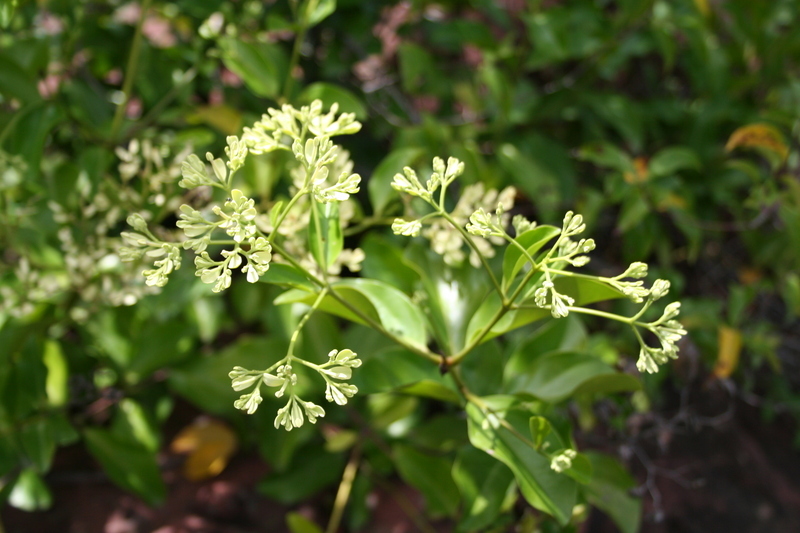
297,82,366,119
276,279,428,350
219,37,285,99
466,401,577,525
353,346,453,399
84,428,166,505
507,351,636,403
368,147,426,215
308,200,342,272
259,263,316,291
502,225,560,292
360,234,419,295
563,452,592,485
452,446,516,532
394,444,460,517
8,469,52,512
584,452,642,533
466,277,624,344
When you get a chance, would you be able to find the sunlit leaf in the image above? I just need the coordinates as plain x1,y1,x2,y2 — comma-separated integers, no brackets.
466,400,576,525
713,326,742,379
171,418,238,481
726,123,789,162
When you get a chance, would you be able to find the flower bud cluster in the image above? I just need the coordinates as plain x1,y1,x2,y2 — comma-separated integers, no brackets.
550,449,577,473
534,279,575,318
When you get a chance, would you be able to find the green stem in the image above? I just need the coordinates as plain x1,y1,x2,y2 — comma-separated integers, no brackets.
281,4,310,102
267,188,308,242
269,242,441,364
325,442,362,533
448,251,546,366
439,211,504,298
287,286,329,358
110,0,152,142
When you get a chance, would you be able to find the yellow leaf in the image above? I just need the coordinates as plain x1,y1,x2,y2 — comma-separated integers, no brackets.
624,156,649,184
713,326,742,379
170,418,238,481
187,105,243,135
725,123,789,161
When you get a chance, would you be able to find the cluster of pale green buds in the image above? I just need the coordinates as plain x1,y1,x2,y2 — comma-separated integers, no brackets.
466,207,507,239
228,349,362,431
550,449,577,473
243,101,361,155
391,156,465,202
636,301,686,374
215,190,257,243
194,236,272,292
534,279,575,319
319,348,362,405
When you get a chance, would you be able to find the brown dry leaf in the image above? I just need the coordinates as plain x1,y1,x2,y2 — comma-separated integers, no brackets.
624,156,649,184
738,267,762,285
713,326,742,379
725,123,789,161
171,418,238,481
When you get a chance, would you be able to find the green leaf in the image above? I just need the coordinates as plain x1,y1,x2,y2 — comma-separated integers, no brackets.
648,146,701,178
584,452,642,533
308,200,343,272
563,452,592,485
506,316,588,381
275,279,429,350
0,52,41,104
466,277,624,344
529,416,552,451
368,147,425,215
84,428,166,505
305,0,336,27
507,351,637,403
43,339,68,407
112,399,160,452
352,346,456,401
297,82,366,119
393,444,460,517
452,446,516,532
576,141,634,173
259,447,345,504
8,469,52,512
126,320,194,383
219,37,285,99
169,337,287,415
466,401,577,525
360,234,419,295
259,263,316,291
502,225,561,292
286,512,324,533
